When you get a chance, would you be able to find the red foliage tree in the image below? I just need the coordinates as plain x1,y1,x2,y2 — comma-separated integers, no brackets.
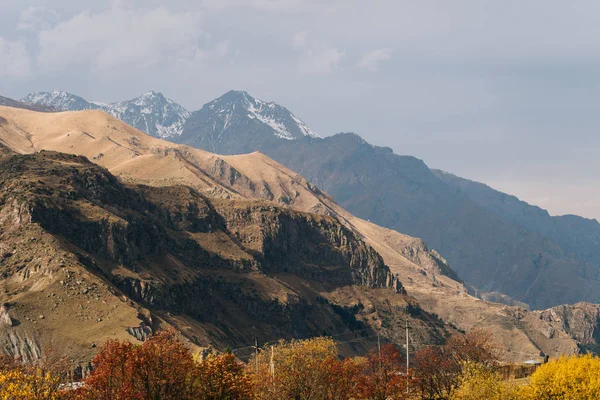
355,344,410,400
413,330,501,399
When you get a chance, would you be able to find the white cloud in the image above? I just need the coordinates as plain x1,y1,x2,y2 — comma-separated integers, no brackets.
17,6,59,31
292,30,308,48
200,0,338,13
357,48,392,71
299,45,344,74
0,37,32,78
36,6,204,73
215,40,230,57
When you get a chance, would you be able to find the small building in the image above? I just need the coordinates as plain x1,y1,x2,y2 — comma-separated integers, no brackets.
523,359,542,366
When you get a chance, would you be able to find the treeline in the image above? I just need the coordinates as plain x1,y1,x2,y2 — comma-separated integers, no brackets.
1,330,599,399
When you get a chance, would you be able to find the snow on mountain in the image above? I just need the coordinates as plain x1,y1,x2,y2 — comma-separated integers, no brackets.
21,89,317,146
177,90,318,154
206,90,318,140
21,90,190,139
105,91,190,139
22,90,100,111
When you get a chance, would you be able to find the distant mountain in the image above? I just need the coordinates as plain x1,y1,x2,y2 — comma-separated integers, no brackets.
176,91,600,310
176,90,318,153
432,170,600,266
22,90,189,139
0,95,56,112
22,90,98,111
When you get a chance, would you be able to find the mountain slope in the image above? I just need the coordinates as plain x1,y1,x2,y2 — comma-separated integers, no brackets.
432,169,600,266
0,106,588,362
176,92,599,309
22,90,189,139
177,90,318,154
1,149,448,369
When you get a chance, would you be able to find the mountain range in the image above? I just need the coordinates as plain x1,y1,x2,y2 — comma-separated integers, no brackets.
20,89,600,310
3,104,597,367
22,90,189,139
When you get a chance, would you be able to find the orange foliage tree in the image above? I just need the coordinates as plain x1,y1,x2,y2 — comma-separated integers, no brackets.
75,330,252,400
194,352,254,400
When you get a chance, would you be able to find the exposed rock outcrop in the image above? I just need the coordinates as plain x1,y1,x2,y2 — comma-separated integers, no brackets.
0,151,422,362
538,303,600,344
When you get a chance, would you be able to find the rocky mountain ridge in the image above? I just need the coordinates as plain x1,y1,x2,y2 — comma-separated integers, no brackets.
1,150,434,367
0,105,592,362
169,92,600,310
11,89,600,309
21,90,317,145
22,90,189,139
176,90,318,154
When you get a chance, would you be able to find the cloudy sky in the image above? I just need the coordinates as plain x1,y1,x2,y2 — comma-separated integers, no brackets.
1,0,598,220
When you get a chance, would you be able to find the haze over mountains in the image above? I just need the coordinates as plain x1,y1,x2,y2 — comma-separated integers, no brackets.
21,89,600,310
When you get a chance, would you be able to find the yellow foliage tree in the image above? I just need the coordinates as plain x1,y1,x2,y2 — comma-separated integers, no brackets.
248,337,357,400
520,354,600,400
0,369,63,400
450,361,520,400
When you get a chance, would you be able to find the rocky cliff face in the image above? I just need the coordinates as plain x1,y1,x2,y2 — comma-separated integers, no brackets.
0,151,428,362
538,303,600,345
175,127,599,309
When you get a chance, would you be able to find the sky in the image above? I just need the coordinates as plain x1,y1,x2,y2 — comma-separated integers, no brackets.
0,0,599,220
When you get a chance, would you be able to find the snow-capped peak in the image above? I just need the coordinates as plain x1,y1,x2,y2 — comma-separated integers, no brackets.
22,90,190,139
205,90,319,140
22,90,96,111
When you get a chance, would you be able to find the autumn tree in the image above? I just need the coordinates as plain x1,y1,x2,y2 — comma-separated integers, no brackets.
519,354,600,399
355,344,412,400
193,352,254,400
75,330,195,400
76,330,253,400
0,369,63,400
445,330,501,367
414,346,458,399
248,337,359,400
414,330,501,399
450,361,520,400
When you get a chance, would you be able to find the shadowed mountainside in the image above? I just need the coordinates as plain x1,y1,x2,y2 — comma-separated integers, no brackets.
0,105,593,362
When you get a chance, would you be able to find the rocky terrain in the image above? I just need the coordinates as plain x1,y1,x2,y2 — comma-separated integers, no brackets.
165,90,600,310
20,90,600,309
0,105,593,363
0,120,452,369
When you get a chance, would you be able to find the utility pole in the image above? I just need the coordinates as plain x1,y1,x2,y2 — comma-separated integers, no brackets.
406,319,410,394
270,345,275,380
255,337,259,375
377,331,382,370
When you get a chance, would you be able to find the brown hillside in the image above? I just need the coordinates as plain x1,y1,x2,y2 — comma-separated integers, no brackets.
0,106,583,361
